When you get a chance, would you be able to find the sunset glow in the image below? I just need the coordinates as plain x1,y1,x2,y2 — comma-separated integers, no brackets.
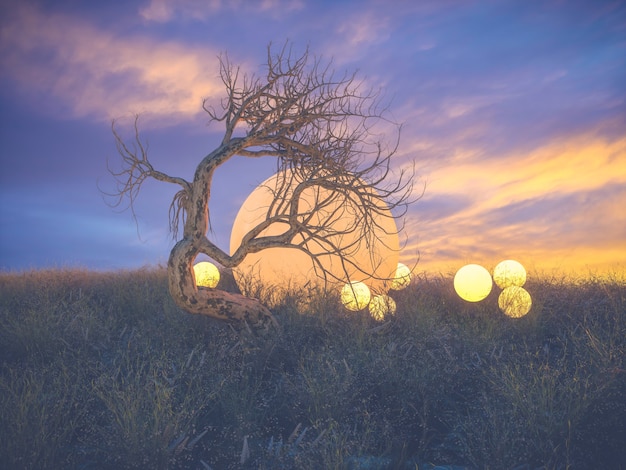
0,1,623,277
406,135,626,277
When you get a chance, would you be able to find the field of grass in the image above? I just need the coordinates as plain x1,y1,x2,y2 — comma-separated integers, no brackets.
0,267,624,469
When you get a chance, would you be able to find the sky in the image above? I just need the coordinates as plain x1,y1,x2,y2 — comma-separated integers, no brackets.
0,0,625,277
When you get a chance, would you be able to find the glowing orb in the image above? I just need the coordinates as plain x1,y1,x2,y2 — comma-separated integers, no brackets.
390,263,411,290
493,260,526,289
498,285,532,318
193,261,220,288
454,264,493,302
341,281,371,311
368,294,397,320
230,171,399,292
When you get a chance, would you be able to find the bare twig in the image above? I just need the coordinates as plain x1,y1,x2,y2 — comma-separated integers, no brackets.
106,42,419,324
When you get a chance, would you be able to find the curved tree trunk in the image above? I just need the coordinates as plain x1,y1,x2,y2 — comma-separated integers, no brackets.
166,154,276,329
167,238,275,329
108,44,413,329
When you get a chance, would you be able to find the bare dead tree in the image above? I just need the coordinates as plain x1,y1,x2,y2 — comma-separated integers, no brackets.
107,43,414,329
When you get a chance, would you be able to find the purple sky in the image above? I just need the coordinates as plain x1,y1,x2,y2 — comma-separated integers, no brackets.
1,0,624,275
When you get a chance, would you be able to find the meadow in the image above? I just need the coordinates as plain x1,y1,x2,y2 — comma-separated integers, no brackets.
0,267,624,469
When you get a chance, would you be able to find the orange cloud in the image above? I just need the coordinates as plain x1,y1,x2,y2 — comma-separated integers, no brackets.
401,130,626,276
0,4,223,122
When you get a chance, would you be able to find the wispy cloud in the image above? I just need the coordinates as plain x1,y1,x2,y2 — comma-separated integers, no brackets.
138,0,304,23
139,0,219,22
0,3,223,122
0,0,623,275
403,131,626,274
337,11,391,48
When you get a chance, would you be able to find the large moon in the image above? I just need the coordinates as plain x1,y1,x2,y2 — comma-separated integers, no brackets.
230,171,400,293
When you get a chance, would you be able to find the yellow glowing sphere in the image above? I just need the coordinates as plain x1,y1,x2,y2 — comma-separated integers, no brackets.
368,294,397,320
454,264,493,302
390,263,412,290
341,281,371,311
493,260,527,289
498,285,532,318
230,171,399,292
193,261,220,288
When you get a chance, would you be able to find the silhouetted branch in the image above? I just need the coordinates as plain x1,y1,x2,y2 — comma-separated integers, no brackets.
106,41,419,325
105,115,191,238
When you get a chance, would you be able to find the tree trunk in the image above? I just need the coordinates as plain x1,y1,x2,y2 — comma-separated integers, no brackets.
162,154,276,330
167,238,276,330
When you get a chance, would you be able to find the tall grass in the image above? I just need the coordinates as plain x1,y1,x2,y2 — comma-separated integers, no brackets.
0,268,624,469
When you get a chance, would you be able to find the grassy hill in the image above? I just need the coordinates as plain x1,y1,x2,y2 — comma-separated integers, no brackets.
0,268,624,469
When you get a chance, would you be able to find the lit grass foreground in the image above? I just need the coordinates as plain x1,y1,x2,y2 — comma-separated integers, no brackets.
0,268,624,469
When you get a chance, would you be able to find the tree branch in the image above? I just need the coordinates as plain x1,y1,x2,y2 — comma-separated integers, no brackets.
107,41,420,325
104,115,192,238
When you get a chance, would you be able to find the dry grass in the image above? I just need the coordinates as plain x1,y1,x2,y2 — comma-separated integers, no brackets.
0,267,624,469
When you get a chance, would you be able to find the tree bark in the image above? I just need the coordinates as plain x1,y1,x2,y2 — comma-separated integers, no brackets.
107,44,414,328
163,150,276,329
167,238,275,330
